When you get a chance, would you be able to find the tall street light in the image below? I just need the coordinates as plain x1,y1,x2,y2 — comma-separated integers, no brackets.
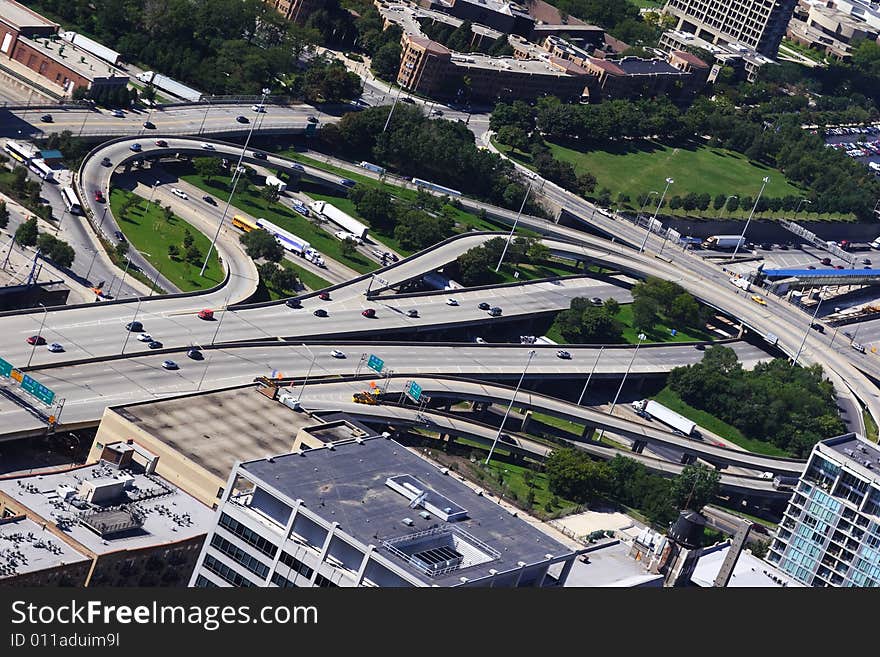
730,176,770,262
120,296,145,356
639,178,673,253
26,303,47,368
721,195,737,217
294,344,318,404
197,95,215,136
485,349,536,465
200,87,270,278
495,182,532,272
793,197,811,221
596,333,646,442
793,295,823,367
577,346,604,406
637,191,658,226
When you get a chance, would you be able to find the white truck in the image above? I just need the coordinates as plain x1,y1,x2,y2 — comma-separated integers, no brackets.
729,276,751,292
265,175,287,193
702,235,746,250
632,399,699,437
135,71,203,102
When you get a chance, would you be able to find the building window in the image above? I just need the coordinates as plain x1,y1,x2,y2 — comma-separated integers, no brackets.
210,534,270,579
218,513,278,558
279,551,314,579
202,554,255,587
314,574,338,587
194,575,217,588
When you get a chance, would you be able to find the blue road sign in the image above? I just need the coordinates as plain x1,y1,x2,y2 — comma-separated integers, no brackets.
21,374,55,405
0,357,11,378
367,354,384,373
407,381,422,402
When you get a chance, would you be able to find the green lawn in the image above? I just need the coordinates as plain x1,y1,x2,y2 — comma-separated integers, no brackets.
652,386,792,457
498,139,854,221
481,459,576,513
615,304,715,344
281,259,331,292
864,408,879,443
780,38,827,64
178,171,376,274
526,410,584,436
109,189,223,292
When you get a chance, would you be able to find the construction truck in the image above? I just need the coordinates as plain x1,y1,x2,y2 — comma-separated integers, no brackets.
353,390,380,405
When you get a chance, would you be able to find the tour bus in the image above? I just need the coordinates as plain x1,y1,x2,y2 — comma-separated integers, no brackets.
29,158,54,181
60,186,82,215
3,140,35,164
231,215,258,232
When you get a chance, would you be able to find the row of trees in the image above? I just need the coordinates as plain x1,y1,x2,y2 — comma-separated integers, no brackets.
667,346,846,457
322,105,541,216
354,5,403,81
545,450,721,525
72,84,139,109
554,297,622,343
348,185,456,251
417,19,513,57
452,236,550,286
167,227,204,267
13,216,75,268
631,277,702,334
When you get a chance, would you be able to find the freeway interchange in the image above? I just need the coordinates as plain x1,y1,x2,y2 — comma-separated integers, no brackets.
1,108,877,495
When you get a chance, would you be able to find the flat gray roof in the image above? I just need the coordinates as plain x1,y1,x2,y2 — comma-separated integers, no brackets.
821,433,880,477
15,33,126,81
690,543,802,587
562,540,663,587
241,436,573,586
0,515,89,580
0,0,56,30
0,463,213,554
114,386,317,480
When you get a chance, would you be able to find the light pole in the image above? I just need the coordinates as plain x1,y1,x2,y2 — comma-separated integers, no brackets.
793,296,823,367
84,248,100,282
294,344,318,404
26,303,47,368
210,285,234,346
120,296,145,355
637,191,658,226
77,108,90,137
197,96,214,135
793,197,811,221
830,306,841,348
200,87,270,277
495,183,532,272
730,176,770,262
485,349,536,465
382,84,405,133
577,346,604,406
608,333,646,417
148,179,161,204
721,195,737,217
115,254,133,298
639,178,673,253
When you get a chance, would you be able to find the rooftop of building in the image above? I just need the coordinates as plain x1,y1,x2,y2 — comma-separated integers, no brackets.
544,34,592,59
821,433,880,475
0,463,213,554
449,49,588,76
0,0,57,30
526,0,590,27
562,540,663,587
690,543,802,587
406,34,453,55
670,49,710,68
111,385,320,480
238,435,574,586
0,514,90,580
806,1,880,32
13,32,126,81
589,55,685,76
300,420,371,445
661,29,776,65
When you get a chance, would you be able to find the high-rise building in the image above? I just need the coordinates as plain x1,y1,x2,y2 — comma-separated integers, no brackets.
766,433,880,587
190,435,578,587
663,0,799,57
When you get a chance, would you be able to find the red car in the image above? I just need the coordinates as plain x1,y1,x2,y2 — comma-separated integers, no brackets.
319,292,330,301
26,335,45,345
834,265,845,270
361,308,376,318
93,189,104,202
155,139,168,147
197,309,214,320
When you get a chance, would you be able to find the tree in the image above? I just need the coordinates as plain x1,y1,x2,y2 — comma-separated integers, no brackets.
713,194,726,211
260,184,280,203
194,157,224,184
15,216,38,247
455,244,496,286
240,228,283,262
671,464,721,512
185,244,203,265
115,240,129,259
182,229,195,250
545,448,611,504
726,195,740,212
579,306,623,343
0,200,7,229
632,297,659,333
36,233,75,268
167,244,180,260
340,237,357,258
669,293,701,328
371,42,402,81
577,172,597,195
603,298,620,317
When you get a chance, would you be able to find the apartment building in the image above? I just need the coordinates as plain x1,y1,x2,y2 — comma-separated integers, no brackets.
767,433,880,587
265,0,324,23
788,1,880,60
190,435,578,587
663,0,799,57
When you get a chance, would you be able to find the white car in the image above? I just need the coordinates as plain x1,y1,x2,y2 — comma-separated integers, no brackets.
200,143,214,150
446,298,459,306
137,333,153,342
111,109,125,118
475,337,486,344
171,188,188,199
251,104,266,113
760,471,774,480
330,349,346,359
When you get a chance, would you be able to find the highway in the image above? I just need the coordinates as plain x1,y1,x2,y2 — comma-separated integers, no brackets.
0,340,767,439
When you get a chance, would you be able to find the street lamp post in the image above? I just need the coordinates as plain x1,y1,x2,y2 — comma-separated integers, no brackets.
577,346,604,406
608,333,647,417
495,183,532,272
26,303,47,368
485,349,536,465
637,191,658,226
294,344,318,404
639,178,673,253
197,352,215,391
120,296,145,355
210,285,235,346
793,198,811,221
115,254,133,298
830,306,841,348
200,87,270,277
793,296,823,367
729,176,770,262
721,195,738,217
84,248,100,282
148,180,161,204
197,96,214,135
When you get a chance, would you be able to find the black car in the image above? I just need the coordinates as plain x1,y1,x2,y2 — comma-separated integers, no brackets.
313,308,328,317
186,348,203,360
307,115,319,123
126,321,143,332
252,151,267,159
236,115,249,124
114,230,126,242
286,298,302,309
810,323,825,334
101,157,112,167
761,243,772,250
147,340,163,349
400,97,415,104
40,114,53,123
143,120,155,129
202,195,216,205
694,344,706,351
478,302,491,310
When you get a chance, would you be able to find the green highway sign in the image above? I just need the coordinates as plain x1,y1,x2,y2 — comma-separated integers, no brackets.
367,354,384,374
21,374,55,405
0,357,11,378
407,381,422,402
